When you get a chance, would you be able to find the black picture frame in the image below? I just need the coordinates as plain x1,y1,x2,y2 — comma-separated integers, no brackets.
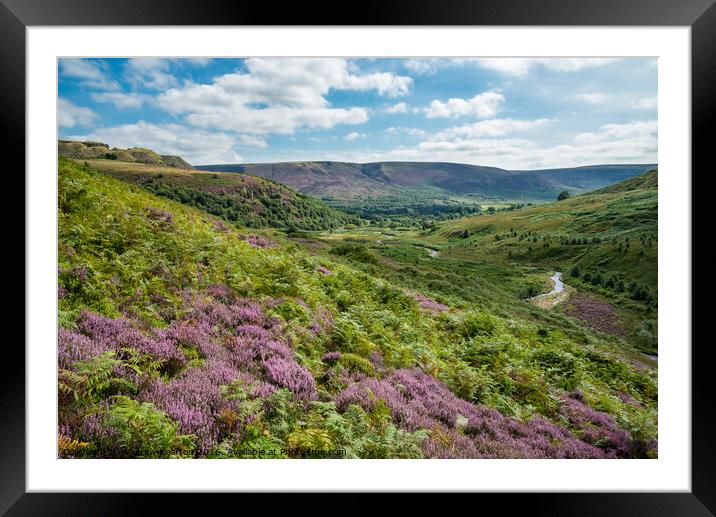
1,0,713,513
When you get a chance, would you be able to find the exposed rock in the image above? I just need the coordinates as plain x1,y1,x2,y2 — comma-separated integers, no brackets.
125,147,164,165
58,140,195,169
455,414,469,431
111,149,137,162
58,141,107,159
160,154,194,169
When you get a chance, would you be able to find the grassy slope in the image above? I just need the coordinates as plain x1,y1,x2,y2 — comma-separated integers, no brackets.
75,158,359,231
58,159,656,459
438,171,656,283
433,170,658,351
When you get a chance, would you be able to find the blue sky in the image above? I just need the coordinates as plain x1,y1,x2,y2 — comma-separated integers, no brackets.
58,57,657,168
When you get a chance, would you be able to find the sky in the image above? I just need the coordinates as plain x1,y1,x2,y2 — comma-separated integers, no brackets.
58,57,657,169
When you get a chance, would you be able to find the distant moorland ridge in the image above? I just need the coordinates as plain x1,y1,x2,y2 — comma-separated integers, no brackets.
197,161,656,202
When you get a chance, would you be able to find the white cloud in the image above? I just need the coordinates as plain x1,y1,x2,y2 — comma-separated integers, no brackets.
68,121,243,165
472,58,535,77
433,118,551,140
91,92,148,109
385,126,427,138
326,119,656,170
182,105,369,135
424,92,505,119
156,58,406,134
125,58,177,90
340,72,412,97
404,59,443,75
474,58,620,77
403,58,479,75
345,132,365,141
238,134,268,148
386,102,409,113
575,92,606,104
59,59,119,91
573,120,657,145
633,95,658,110
58,98,99,128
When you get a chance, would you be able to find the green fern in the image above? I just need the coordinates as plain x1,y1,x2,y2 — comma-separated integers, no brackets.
103,395,194,458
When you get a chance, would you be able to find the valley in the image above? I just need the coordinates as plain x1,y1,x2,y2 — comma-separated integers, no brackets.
196,160,655,218
57,145,658,460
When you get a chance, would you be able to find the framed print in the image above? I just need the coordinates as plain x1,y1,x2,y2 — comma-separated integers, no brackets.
2,0,714,513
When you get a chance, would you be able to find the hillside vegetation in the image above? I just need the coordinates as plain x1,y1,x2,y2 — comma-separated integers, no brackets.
434,170,658,351
57,158,657,459
72,158,359,231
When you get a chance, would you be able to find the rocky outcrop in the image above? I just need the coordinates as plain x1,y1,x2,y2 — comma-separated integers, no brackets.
58,140,195,169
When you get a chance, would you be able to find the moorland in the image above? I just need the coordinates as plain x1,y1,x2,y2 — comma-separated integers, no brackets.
57,141,658,459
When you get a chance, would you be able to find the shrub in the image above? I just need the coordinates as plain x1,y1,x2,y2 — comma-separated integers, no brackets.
329,243,379,265
442,361,493,403
532,348,582,390
339,353,376,376
634,320,658,350
459,311,498,338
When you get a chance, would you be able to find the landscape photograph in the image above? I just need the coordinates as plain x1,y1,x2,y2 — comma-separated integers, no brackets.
57,56,658,459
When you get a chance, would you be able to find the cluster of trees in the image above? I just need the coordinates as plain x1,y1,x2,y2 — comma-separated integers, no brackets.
615,234,654,254
330,193,482,219
569,265,656,306
559,235,602,246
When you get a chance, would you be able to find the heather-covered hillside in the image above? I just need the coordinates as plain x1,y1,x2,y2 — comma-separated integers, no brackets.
57,159,657,459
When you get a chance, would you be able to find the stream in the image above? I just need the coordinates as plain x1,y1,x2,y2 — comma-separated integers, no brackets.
531,271,564,299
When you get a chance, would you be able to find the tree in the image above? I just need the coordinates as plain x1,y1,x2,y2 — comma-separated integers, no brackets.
557,190,571,201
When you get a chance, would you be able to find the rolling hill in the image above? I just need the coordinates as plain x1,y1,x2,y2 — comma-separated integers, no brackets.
69,157,360,231
512,164,658,191
197,161,656,204
438,169,657,282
